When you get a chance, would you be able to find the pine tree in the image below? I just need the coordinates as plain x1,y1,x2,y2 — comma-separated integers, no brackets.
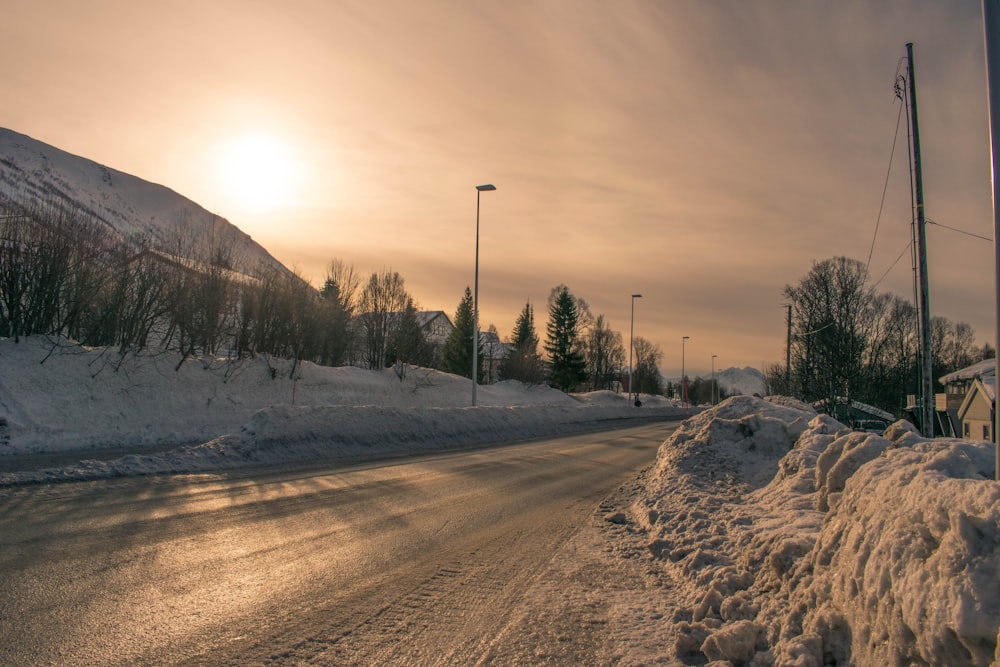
511,301,537,350
500,301,544,384
443,287,482,380
386,297,428,377
545,286,587,392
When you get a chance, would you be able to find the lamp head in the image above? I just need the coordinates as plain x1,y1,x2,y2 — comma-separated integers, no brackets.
476,184,497,192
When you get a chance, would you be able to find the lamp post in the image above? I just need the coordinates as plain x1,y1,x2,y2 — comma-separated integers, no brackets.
711,354,718,405
629,294,642,405
681,336,690,407
472,183,496,407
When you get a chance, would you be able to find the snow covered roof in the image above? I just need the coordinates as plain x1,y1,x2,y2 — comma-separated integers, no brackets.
938,358,997,385
970,374,996,404
817,398,895,422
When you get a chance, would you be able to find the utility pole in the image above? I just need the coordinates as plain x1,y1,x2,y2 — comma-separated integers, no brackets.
906,42,935,438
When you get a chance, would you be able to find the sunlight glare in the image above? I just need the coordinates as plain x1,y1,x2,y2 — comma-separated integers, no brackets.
212,133,301,214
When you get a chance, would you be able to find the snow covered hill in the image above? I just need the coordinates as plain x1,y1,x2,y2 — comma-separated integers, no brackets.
0,127,285,275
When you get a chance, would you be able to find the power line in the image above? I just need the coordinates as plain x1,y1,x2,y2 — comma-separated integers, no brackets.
926,218,993,242
867,97,906,275
871,240,912,291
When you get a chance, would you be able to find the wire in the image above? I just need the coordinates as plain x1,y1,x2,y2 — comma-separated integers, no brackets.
926,218,993,242
871,240,912,291
867,97,905,275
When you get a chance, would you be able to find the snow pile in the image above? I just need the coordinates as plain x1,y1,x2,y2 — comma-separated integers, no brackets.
0,337,683,483
625,395,1000,666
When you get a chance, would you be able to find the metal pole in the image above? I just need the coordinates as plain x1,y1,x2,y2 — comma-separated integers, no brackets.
712,354,718,405
786,304,792,389
682,336,689,408
472,188,480,407
906,42,935,438
472,184,495,407
981,0,1000,477
629,294,641,404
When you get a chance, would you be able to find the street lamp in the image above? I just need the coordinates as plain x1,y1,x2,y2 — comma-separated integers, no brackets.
629,294,642,405
472,183,496,407
711,354,718,405
681,336,690,408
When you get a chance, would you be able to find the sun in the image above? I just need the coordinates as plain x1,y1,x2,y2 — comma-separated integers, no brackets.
211,133,301,213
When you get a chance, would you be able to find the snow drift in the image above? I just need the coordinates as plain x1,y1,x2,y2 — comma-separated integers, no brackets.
0,337,684,484
625,395,1000,666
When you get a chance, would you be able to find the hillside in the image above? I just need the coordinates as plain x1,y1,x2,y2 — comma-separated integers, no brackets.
0,127,285,275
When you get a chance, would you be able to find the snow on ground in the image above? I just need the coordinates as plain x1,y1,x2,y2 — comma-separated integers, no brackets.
600,395,1000,666
0,337,682,483
4,337,999,665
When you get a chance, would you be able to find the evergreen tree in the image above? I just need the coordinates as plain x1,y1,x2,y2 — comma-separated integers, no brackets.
318,276,351,366
545,285,587,392
500,301,545,384
443,287,482,380
386,297,429,377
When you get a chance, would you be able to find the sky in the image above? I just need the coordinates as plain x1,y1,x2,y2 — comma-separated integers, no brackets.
0,1,994,377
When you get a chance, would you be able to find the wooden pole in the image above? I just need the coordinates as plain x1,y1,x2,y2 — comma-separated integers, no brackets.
906,43,935,438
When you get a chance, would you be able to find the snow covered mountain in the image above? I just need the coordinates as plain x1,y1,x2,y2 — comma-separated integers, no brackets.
0,127,286,276
671,366,767,397
716,366,766,396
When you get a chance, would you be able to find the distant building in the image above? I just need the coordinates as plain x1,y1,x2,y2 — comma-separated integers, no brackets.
416,311,454,369
937,359,996,441
478,329,510,384
415,311,454,346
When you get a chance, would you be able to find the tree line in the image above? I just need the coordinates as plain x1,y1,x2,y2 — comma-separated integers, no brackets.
1,196,666,393
765,256,993,416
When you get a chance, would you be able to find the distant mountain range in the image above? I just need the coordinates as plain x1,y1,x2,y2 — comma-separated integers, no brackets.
0,127,286,276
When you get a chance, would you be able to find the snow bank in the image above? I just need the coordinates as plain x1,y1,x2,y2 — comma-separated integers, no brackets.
0,337,684,483
625,395,1000,666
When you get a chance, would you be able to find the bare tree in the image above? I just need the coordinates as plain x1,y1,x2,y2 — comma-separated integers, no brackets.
632,336,664,396
357,269,411,369
784,257,871,411
583,314,625,391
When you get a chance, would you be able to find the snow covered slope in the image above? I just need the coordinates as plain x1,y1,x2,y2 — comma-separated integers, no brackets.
717,365,766,396
0,127,284,275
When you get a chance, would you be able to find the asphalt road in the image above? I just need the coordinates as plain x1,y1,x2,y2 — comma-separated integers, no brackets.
0,422,675,666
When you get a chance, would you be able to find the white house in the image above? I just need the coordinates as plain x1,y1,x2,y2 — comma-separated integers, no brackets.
938,359,996,442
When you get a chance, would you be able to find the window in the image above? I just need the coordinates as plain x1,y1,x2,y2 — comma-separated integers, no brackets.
965,423,971,437
984,425,991,441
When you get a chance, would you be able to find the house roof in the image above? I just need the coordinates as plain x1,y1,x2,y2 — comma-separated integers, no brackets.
958,376,996,418
939,358,997,386
415,311,452,328
822,397,895,422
